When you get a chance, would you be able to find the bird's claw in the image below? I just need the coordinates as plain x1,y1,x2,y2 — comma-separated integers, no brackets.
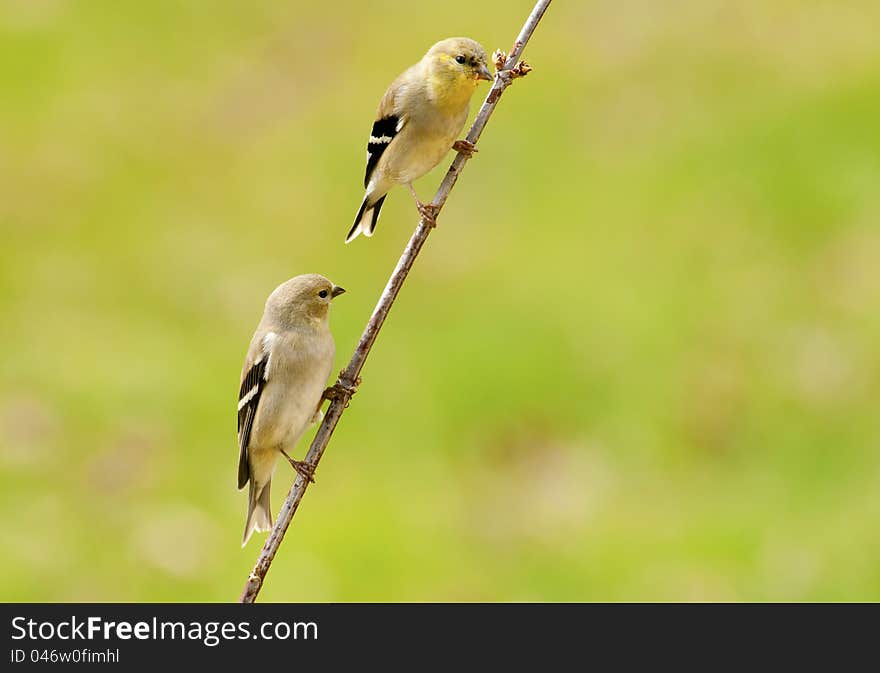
417,202,440,227
322,377,360,407
453,139,478,158
283,452,316,483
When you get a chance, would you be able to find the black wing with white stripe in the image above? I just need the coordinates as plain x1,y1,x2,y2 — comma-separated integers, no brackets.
237,356,268,489
364,115,400,188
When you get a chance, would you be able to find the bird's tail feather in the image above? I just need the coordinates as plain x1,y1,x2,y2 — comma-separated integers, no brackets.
241,478,272,547
345,195,386,243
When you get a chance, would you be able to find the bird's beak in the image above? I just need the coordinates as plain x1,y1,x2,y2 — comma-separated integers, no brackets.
330,285,346,299
476,64,493,81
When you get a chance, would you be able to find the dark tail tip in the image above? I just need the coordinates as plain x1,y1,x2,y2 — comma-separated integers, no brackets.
346,198,369,244
366,195,386,237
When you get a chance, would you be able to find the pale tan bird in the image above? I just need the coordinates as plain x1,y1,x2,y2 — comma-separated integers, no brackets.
346,37,493,243
237,274,345,545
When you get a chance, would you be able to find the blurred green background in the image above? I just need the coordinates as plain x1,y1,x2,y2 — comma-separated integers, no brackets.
2,0,879,601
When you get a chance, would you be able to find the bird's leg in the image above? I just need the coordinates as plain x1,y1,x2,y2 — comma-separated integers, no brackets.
281,449,315,483
407,183,440,227
452,139,478,157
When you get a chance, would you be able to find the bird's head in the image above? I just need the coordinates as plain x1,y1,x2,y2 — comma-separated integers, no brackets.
266,274,346,326
426,37,493,90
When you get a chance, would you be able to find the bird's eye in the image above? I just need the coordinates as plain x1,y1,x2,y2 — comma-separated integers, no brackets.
455,55,466,64
318,290,328,299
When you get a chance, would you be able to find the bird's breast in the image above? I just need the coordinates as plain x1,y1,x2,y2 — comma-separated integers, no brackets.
250,333,334,451
381,109,468,184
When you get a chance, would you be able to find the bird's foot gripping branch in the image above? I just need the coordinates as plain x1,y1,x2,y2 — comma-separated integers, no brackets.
281,450,316,484
416,202,441,228
239,0,553,604
452,139,479,157
322,376,360,407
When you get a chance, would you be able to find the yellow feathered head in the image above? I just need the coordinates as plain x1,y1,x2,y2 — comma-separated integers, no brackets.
426,37,493,86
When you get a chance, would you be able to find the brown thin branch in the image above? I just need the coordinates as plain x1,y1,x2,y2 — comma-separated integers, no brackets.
239,0,553,603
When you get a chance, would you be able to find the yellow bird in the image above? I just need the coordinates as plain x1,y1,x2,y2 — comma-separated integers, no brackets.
346,37,493,243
